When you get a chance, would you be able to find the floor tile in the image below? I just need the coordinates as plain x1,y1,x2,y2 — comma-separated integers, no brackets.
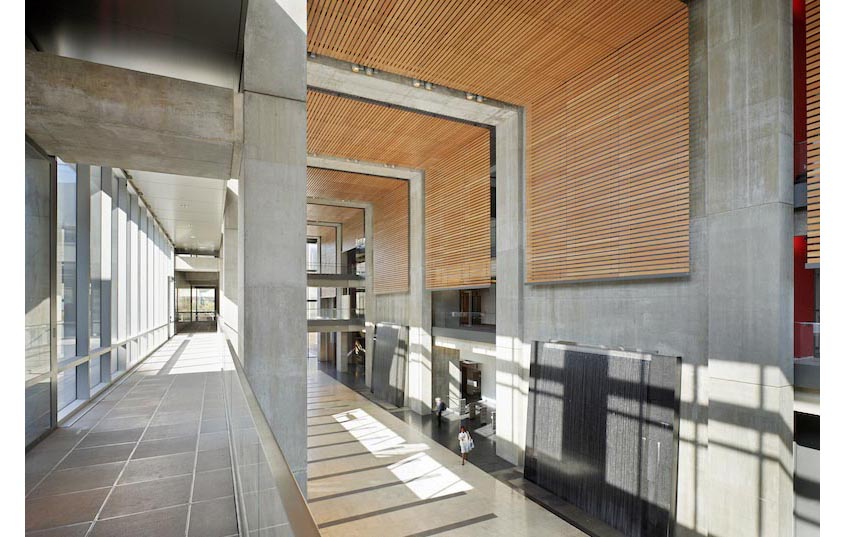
30,461,123,498
188,496,238,537
100,474,192,518
58,444,134,470
133,435,197,460
25,487,109,531
192,468,235,501
90,504,188,537
77,428,145,449
25,521,92,536
198,431,230,452
120,452,196,484
196,447,231,472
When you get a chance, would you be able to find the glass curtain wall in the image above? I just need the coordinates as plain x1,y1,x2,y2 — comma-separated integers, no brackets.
32,162,175,435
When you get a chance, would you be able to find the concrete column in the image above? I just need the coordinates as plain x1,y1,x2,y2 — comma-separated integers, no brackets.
494,111,529,466
704,1,794,535
239,0,308,493
364,205,375,389
407,172,432,414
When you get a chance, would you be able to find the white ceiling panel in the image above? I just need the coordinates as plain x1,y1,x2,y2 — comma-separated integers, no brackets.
130,170,226,252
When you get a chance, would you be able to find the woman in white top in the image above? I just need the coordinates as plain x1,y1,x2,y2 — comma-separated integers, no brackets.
458,425,472,465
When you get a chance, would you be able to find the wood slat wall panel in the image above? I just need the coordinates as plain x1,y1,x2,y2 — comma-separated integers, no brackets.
526,10,689,283
306,167,409,293
425,130,491,288
806,0,820,266
307,90,492,289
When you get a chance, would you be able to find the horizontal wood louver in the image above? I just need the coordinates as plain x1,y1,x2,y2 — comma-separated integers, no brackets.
307,90,492,289
806,0,820,266
526,10,689,283
307,0,684,107
425,131,491,289
340,212,364,252
306,167,409,294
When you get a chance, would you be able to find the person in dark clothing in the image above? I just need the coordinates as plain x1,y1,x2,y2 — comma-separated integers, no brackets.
436,399,447,424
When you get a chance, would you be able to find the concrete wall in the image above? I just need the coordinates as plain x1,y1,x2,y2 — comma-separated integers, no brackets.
506,2,794,535
25,144,54,446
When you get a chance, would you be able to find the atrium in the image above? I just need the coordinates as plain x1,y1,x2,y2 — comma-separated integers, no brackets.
23,1,823,536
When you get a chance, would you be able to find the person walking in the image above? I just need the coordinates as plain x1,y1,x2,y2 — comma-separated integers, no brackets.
458,425,473,465
436,399,447,425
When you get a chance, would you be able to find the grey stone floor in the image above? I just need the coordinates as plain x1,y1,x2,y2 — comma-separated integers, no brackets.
25,333,238,537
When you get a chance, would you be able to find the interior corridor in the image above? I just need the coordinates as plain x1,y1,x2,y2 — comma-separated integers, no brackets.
306,359,586,537
25,333,238,537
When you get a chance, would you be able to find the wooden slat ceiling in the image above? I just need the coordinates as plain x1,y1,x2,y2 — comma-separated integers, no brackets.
806,0,820,266
307,90,492,290
307,203,362,224
307,203,365,252
307,0,685,106
307,0,689,284
307,167,408,293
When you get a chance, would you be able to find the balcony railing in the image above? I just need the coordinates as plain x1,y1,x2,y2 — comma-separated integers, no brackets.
306,307,365,321
306,262,365,276
432,311,496,331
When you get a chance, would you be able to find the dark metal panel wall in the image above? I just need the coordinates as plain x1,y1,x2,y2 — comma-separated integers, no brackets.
525,342,680,537
372,323,409,407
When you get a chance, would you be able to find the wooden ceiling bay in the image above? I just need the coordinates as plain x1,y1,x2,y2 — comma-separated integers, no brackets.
306,167,409,293
308,0,690,285
307,203,365,252
306,0,685,106
806,0,819,266
307,90,493,290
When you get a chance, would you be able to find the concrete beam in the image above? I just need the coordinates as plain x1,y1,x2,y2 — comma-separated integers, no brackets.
307,56,517,126
25,50,236,179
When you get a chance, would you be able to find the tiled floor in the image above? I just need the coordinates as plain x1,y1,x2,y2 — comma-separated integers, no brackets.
305,358,588,537
25,333,238,537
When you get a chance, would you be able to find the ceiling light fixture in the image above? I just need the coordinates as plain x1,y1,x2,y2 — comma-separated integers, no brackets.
351,64,361,73
476,95,484,103
466,92,475,100
412,79,421,88
364,66,374,76
424,81,433,91
308,51,316,59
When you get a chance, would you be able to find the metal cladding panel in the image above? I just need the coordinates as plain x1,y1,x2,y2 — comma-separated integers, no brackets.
525,342,681,537
372,323,409,407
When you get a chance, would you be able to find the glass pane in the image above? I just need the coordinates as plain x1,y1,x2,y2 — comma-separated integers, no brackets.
57,368,76,411
195,288,216,312
90,355,101,388
57,160,77,361
25,377,51,445
90,166,102,350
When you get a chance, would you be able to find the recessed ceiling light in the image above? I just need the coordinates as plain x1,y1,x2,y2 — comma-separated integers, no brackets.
308,51,316,59
364,66,374,76
351,64,361,73
412,79,421,88
424,81,433,91
466,92,475,100
476,95,484,103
